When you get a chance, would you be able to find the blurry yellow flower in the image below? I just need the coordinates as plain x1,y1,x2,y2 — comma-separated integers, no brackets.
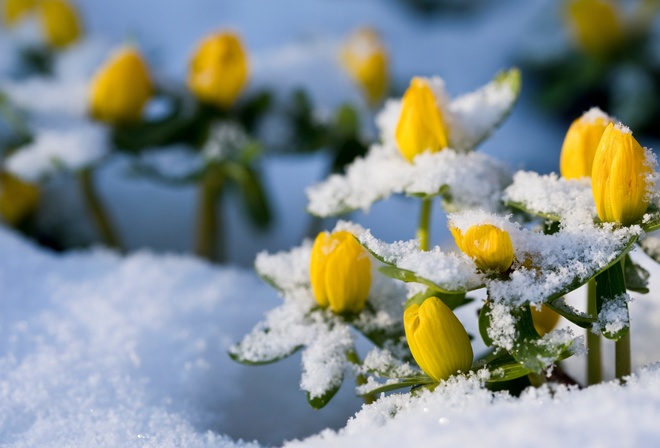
340,27,389,106
404,296,473,382
88,46,153,125
0,171,39,226
591,122,652,225
560,108,613,179
531,304,561,336
309,230,371,314
2,0,36,27
565,0,625,57
187,32,249,109
395,77,449,162
453,224,514,273
39,0,82,48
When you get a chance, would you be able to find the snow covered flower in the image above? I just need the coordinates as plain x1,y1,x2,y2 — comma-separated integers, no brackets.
340,27,389,106
452,224,514,273
88,46,153,125
531,304,561,336
395,77,449,162
39,0,82,48
187,31,249,109
564,0,624,57
310,230,371,314
591,123,653,225
1,0,35,27
404,297,473,382
560,107,614,179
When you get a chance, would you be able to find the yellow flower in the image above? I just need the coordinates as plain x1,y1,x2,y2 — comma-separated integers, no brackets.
39,0,82,49
395,77,449,162
88,46,153,125
565,0,625,57
2,0,36,27
309,230,371,314
187,32,249,110
0,171,39,226
453,224,514,273
531,304,561,336
404,297,473,382
340,27,389,106
591,122,652,225
560,109,613,179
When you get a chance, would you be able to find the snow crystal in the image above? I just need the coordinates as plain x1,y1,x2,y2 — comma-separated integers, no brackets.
486,302,517,351
581,106,613,124
614,122,631,134
592,293,631,337
360,348,416,378
0,78,88,119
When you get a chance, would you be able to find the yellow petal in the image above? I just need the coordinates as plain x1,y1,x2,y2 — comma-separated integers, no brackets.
560,109,613,179
340,27,389,106
404,297,473,382
462,224,514,273
88,46,153,125
39,0,82,49
310,231,332,308
187,32,249,109
592,123,652,225
2,0,36,27
531,304,560,336
0,171,39,226
565,0,625,57
395,77,448,162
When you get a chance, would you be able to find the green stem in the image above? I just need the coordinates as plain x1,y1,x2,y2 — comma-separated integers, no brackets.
615,330,631,381
417,197,432,251
586,278,602,385
346,350,375,405
195,168,225,263
527,372,547,388
79,167,121,250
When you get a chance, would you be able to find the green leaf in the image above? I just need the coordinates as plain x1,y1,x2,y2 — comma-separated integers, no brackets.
639,233,660,263
478,351,533,383
544,296,595,329
228,344,302,366
478,301,494,347
595,261,630,341
623,253,649,294
404,289,473,311
378,265,468,295
359,376,436,396
223,162,273,229
307,382,342,410
505,200,561,222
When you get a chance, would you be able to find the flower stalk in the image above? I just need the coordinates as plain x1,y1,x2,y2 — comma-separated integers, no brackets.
195,167,225,263
417,197,432,251
79,167,121,250
586,278,602,385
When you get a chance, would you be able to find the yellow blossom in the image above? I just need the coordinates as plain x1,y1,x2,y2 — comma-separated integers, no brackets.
187,32,249,109
39,0,82,48
531,304,561,336
2,0,36,27
340,27,389,106
309,230,371,314
565,0,625,57
0,172,39,226
453,224,514,273
591,122,652,225
88,46,153,125
404,297,473,382
395,77,449,162
560,109,613,179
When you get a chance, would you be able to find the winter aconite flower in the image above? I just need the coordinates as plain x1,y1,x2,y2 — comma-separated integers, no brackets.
531,304,560,336
39,0,82,48
560,108,614,179
404,297,473,382
340,27,389,106
592,123,652,225
309,230,371,314
187,32,249,110
452,224,514,273
1,0,36,27
395,77,449,162
565,0,624,57
88,47,153,125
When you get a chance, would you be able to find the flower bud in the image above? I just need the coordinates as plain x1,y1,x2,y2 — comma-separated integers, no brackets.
560,108,613,179
531,304,560,337
309,230,371,314
395,77,449,162
0,171,39,226
565,0,624,57
340,27,389,106
39,0,82,48
187,32,249,110
591,123,652,225
88,47,153,125
2,0,36,27
453,224,514,273
404,297,473,382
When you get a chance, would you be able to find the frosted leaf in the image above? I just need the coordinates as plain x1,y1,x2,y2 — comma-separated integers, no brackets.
202,121,253,162
592,293,631,337
639,232,660,263
307,146,511,217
